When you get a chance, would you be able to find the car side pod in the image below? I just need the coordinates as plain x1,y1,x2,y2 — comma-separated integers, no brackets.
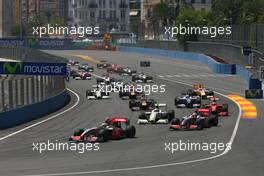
156,119,169,124
137,119,149,124
69,136,81,141
189,125,198,129
169,124,181,130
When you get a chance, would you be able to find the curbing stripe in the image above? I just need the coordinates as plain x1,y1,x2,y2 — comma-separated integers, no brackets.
228,94,257,119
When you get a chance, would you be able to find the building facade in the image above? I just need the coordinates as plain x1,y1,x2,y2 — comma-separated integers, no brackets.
129,0,141,35
0,0,12,37
183,0,212,11
68,0,130,34
20,0,67,23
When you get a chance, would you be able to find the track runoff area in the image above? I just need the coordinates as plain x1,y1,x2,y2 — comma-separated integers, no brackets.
0,50,261,176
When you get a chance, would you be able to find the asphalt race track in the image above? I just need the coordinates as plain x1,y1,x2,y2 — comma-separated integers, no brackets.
0,50,263,176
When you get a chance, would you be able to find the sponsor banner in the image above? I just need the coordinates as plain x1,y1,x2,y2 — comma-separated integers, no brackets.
0,38,73,48
245,89,263,99
0,61,67,76
0,38,26,47
28,38,72,48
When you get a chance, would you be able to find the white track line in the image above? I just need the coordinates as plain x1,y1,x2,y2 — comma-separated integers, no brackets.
0,88,80,141
20,77,242,176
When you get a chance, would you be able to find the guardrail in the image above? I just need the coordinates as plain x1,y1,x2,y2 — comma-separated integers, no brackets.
0,46,69,129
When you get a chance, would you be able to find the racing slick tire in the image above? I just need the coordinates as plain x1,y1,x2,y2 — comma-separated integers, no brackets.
208,114,219,127
126,126,136,138
167,110,175,122
138,113,147,119
171,118,180,125
74,129,84,136
222,104,229,113
196,119,204,130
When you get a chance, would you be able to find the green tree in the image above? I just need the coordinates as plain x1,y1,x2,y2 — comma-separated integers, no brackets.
176,9,210,45
27,13,44,36
211,0,244,25
211,0,264,24
242,0,264,23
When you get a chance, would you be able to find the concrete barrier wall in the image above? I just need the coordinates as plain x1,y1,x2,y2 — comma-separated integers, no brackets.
120,46,236,74
0,90,70,130
119,46,262,89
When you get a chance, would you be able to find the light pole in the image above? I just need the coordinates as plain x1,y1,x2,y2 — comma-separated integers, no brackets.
223,17,233,43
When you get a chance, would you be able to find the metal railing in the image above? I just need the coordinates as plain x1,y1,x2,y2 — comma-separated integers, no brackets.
0,46,66,112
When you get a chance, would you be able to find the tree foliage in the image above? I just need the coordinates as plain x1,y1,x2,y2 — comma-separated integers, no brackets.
176,9,210,45
211,0,264,24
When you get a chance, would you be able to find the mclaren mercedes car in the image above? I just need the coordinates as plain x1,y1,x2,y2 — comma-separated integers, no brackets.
69,117,136,142
169,112,218,130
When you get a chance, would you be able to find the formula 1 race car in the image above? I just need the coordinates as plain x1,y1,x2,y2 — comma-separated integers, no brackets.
86,87,110,99
69,117,136,142
97,60,111,69
196,99,228,116
132,73,153,83
175,93,201,108
137,106,175,124
78,63,94,72
140,61,151,67
118,67,137,76
169,112,218,130
189,84,214,99
118,84,144,100
129,97,157,111
68,60,79,66
72,70,91,80
119,90,145,100
107,64,122,73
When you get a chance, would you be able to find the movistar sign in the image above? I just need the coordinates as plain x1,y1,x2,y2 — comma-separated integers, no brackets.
245,89,263,99
0,61,67,76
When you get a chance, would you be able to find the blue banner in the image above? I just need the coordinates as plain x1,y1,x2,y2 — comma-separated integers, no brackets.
0,38,26,47
0,61,67,76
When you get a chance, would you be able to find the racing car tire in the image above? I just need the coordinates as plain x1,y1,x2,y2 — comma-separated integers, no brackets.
196,119,204,130
222,104,228,112
138,113,147,119
208,114,218,127
74,129,84,136
168,110,175,122
171,118,180,125
126,126,136,138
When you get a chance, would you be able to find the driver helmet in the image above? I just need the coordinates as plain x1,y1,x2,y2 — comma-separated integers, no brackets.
105,117,112,125
192,112,197,118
